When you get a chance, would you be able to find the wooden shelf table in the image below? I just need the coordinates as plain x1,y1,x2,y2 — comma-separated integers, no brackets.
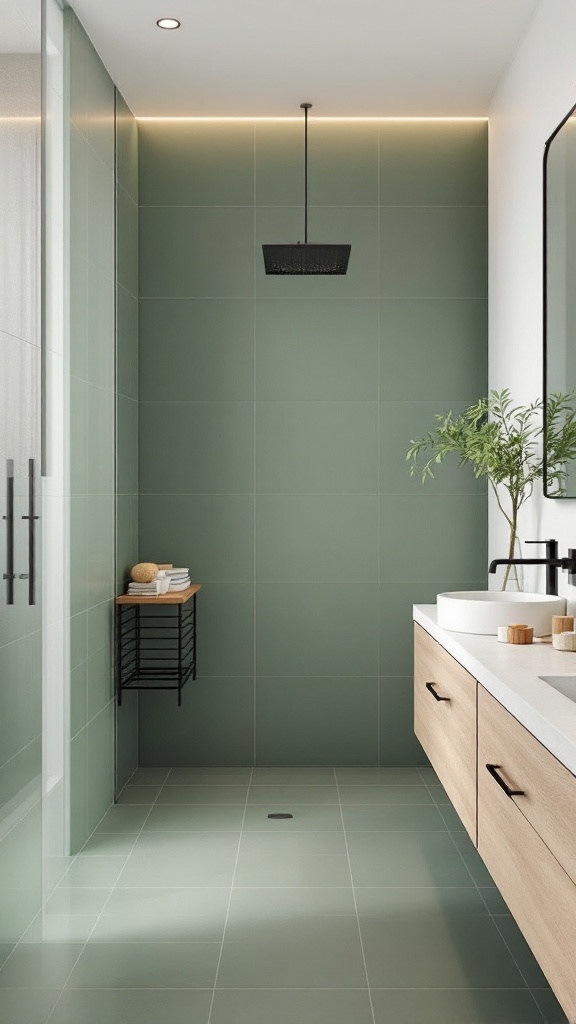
115,584,201,706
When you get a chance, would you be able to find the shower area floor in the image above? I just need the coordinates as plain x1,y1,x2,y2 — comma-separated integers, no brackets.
0,767,567,1024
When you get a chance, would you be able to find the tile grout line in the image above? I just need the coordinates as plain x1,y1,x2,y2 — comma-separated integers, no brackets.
207,766,254,1023
415,767,547,1016
43,767,172,1023
334,767,378,1024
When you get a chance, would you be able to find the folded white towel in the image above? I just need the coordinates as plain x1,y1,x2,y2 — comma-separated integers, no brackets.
168,580,191,591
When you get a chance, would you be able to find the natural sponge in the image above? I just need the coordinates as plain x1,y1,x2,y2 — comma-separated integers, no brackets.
130,562,158,584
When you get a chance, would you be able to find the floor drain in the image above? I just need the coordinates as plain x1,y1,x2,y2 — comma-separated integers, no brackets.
267,812,293,819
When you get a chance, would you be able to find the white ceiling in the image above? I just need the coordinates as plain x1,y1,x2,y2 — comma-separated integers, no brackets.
69,0,541,117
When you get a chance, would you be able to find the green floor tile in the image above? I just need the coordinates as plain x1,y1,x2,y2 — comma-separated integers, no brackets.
225,886,356,937
116,785,161,805
346,830,473,886
0,988,60,1024
95,805,150,833
210,989,373,1024
243,805,344,832
338,784,433,806
356,888,524,989
371,988,543,1024
234,832,351,887
59,856,126,888
251,768,336,785
78,834,137,856
0,944,84,988
342,804,447,831
532,989,570,1024
495,916,551,988
247,785,338,806
66,941,220,988
143,806,245,832
216,918,366,988
117,832,241,888
51,989,212,1024
46,888,112,916
21,914,97,943
127,768,170,785
156,785,249,805
335,767,422,784
168,768,253,784
93,886,229,944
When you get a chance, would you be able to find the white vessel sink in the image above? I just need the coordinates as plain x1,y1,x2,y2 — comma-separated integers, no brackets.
538,675,576,704
437,591,566,636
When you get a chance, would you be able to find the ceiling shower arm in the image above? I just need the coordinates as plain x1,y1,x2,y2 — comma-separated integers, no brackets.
301,102,312,244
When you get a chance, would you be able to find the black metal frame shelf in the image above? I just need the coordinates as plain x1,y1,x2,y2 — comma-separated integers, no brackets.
115,585,201,706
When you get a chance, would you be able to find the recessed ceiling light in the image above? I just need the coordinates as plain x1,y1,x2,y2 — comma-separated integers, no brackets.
156,17,180,29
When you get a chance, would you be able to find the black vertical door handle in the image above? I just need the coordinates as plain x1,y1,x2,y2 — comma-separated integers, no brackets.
21,459,39,605
3,459,15,605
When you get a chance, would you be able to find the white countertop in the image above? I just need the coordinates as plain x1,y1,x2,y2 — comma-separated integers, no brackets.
414,604,576,777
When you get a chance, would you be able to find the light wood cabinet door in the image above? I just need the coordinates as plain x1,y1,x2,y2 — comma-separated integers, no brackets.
478,686,576,1024
414,623,477,841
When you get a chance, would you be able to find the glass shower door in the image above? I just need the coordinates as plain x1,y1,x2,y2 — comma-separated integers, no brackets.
0,2,43,958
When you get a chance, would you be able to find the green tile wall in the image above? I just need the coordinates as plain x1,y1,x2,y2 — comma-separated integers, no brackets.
138,120,488,766
114,91,139,791
67,13,138,846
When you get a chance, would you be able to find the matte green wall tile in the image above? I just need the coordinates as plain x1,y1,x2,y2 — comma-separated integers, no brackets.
256,495,378,581
70,662,87,737
86,704,115,836
380,495,488,581
86,497,114,607
139,495,254,581
83,36,115,170
116,186,138,298
86,267,114,389
256,401,378,493
69,126,87,257
116,286,138,400
380,401,486,495
69,253,88,379
0,739,41,809
379,579,487,676
86,646,113,721
255,297,379,400
139,401,254,495
86,149,114,276
70,612,87,671
116,694,139,794
0,634,41,761
255,677,378,765
116,93,138,203
256,206,379,297
138,679,255,766
69,378,87,495
379,121,488,205
196,583,254,676
86,385,114,494
307,122,379,205
255,122,302,205
256,583,379,676
70,496,88,614
379,297,488,401
139,207,254,297
139,298,254,401
70,729,88,853
116,395,138,495
115,494,138,590
380,677,427,765
86,599,112,660
139,121,254,206
380,206,487,297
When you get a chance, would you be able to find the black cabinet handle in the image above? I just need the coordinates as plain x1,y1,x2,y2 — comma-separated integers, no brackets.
425,681,450,702
21,459,39,606
486,763,525,798
2,459,15,605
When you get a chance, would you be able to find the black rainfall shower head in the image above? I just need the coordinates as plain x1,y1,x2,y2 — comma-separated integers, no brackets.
262,103,351,276
262,242,351,276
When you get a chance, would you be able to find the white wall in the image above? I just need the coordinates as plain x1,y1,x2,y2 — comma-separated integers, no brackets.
489,0,576,601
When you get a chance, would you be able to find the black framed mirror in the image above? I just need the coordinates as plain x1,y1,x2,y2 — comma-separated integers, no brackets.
543,102,576,497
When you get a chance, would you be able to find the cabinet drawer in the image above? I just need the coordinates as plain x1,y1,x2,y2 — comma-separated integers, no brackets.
478,685,576,886
478,686,576,1023
414,624,476,841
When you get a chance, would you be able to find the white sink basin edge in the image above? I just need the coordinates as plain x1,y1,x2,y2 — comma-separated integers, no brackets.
437,591,566,636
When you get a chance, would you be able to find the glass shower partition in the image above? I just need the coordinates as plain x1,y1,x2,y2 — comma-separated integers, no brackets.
0,0,44,957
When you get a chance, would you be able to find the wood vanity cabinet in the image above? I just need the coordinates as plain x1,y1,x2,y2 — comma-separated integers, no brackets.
413,623,477,842
478,686,576,1023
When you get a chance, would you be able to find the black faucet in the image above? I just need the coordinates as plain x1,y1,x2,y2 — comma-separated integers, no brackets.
488,539,576,596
